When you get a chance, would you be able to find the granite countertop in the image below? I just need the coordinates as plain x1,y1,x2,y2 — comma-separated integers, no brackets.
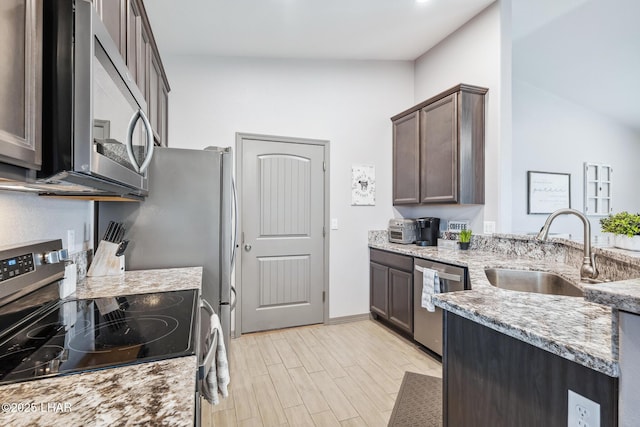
0,267,203,426
369,238,618,377
584,277,640,315
0,357,197,427
73,266,203,299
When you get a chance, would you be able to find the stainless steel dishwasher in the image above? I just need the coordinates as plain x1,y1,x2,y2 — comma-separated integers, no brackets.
413,258,468,356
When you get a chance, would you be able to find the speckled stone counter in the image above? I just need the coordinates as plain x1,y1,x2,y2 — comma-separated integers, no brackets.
584,277,640,315
0,267,203,426
73,266,203,299
369,233,622,377
0,357,197,426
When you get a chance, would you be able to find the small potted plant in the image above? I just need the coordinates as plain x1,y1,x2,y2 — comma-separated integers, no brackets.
600,211,640,251
458,229,472,250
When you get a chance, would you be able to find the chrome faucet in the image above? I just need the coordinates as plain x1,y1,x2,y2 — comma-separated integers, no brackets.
536,208,598,281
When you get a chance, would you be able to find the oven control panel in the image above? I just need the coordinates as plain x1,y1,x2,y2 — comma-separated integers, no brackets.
0,253,35,282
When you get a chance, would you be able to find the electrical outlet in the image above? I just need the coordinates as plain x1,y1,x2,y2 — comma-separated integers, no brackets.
568,390,600,427
483,221,496,234
66,229,75,252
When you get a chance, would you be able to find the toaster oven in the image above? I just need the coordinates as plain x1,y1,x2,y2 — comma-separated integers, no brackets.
388,219,417,244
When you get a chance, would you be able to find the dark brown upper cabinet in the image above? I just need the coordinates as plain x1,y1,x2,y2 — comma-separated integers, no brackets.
94,0,126,56
392,84,487,205
0,0,42,171
93,0,170,147
392,111,420,204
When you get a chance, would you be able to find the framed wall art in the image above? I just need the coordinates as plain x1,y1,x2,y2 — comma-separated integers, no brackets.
527,171,571,214
351,164,375,206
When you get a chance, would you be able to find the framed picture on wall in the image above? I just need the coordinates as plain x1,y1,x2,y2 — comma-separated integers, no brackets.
527,171,571,214
351,164,375,206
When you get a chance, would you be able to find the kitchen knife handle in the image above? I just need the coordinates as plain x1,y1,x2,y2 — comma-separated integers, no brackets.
104,221,115,242
115,240,129,257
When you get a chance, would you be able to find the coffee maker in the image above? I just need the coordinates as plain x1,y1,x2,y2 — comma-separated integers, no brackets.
415,217,440,246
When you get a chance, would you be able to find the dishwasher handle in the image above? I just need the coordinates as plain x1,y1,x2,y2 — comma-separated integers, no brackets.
415,265,462,283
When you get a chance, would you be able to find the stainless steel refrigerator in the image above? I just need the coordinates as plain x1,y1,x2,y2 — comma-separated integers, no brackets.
97,147,236,348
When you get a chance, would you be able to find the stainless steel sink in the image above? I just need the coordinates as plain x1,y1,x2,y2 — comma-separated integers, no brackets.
484,268,584,297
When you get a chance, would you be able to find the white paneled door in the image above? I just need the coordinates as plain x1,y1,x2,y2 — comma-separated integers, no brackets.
240,136,326,333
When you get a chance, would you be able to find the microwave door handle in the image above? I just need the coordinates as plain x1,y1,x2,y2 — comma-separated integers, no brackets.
137,108,155,174
126,110,142,173
125,109,155,174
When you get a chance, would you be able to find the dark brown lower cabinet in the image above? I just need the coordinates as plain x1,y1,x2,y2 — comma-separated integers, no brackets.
443,312,618,427
370,261,389,319
369,248,413,334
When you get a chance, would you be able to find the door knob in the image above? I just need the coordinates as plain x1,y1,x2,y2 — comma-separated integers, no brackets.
244,244,252,252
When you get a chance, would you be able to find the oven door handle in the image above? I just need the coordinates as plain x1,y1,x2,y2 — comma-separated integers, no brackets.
199,298,218,380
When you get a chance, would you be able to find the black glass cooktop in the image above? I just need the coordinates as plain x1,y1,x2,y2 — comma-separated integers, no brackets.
0,288,198,385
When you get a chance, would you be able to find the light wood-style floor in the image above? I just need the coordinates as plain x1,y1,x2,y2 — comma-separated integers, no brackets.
202,319,442,427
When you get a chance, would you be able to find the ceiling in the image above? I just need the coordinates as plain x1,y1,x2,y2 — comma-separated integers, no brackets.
142,0,640,131
512,0,640,131
143,0,495,61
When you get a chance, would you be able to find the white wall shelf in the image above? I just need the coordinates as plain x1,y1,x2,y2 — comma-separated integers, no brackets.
584,163,612,216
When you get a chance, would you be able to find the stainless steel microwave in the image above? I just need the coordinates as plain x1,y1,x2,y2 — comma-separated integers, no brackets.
37,0,153,199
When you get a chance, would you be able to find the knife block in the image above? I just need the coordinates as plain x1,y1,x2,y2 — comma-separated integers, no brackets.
87,240,125,277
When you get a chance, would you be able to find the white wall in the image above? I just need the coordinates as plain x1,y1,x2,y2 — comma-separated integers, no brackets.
399,3,502,235
0,191,92,251
510,0,640,241
499,0,513,233
163,55,414,318
511,80,640,240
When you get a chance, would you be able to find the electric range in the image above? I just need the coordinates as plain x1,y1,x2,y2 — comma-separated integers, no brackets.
0,240,198,385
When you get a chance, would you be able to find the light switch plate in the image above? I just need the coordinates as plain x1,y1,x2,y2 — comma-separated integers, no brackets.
67,229,75,252
331,218,338,230
483,221,496,234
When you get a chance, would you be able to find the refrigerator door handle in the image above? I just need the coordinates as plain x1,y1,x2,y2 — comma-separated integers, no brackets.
230,286,237,311
231,177,239,268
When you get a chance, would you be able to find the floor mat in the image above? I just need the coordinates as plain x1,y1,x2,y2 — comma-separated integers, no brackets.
387,371,443,427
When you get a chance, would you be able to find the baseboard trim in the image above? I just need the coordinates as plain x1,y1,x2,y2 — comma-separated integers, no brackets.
326,313,372,325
